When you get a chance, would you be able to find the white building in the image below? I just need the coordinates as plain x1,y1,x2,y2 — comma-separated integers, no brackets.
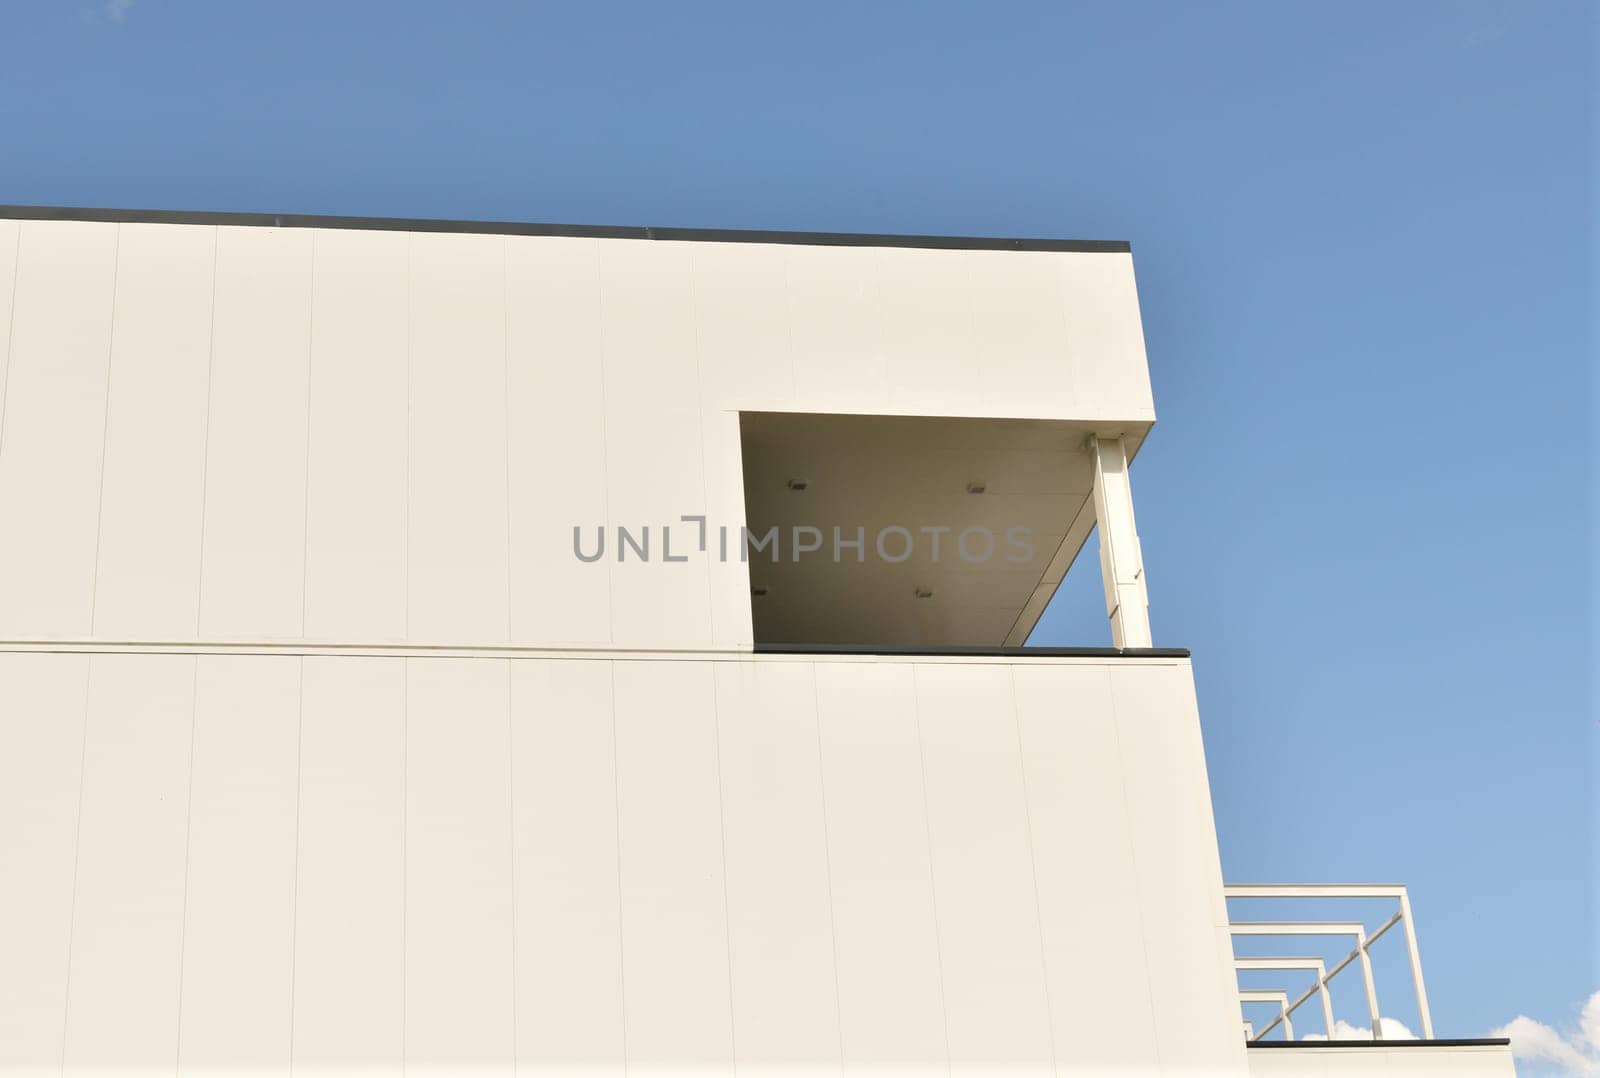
0,206,1512,1076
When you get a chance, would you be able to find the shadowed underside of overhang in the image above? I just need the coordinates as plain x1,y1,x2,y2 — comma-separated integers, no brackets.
740,412,1150,648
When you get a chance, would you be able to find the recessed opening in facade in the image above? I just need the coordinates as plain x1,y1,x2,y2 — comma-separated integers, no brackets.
739,411,1144,648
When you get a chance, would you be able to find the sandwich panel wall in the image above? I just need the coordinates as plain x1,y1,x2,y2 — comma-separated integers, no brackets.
0,220,19,428
302,229,410,642
504,236,613,647
406,234,511,643
911,663,1054,1073
611,660,735,1071
1110,662,1248,1073
713,661,843,1072
598,242,714,649
0,220,117,636
177,656,301,1070
404,658,516,1073
1011,663,1161,1069
967,250,1078,418
508,659,627,1074
60,654,193,1075
197,226,314,639
813,661,949,1073
91,223,215,639
0,653,90,1072
292,656,406,1074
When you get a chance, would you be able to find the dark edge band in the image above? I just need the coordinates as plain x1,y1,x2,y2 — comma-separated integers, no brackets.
753,643,1190,658
1247,1039,1512,1049
0,204,1131,254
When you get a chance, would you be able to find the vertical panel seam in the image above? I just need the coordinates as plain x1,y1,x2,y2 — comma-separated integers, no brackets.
1104,664,1165,1065
501,239,514,646
686,250,719,646
0,222,24,459
403,238,412,642
960,252,989,413
707,662,740,1066
779,251,798,399
504,659,520,1068
605,661,629,1069
590,246,616,645
193,228,221,636
86,224,121,634
908,665,954,1075
807,663,847,1069
173,656,201,1071
287,657,306,1072
56,654,95,1069
298,234,317,639
1006,666,1060,1077
401,658,409,1074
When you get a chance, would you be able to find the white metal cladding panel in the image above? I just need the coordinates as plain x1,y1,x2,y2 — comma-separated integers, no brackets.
910,664,1053,1072
877,248,984,414
1011,663,1162,1068
712,661,842,1070
0,652,89,1072
786,244,890,410
406,234,512,643
598,242,715,649
0,658,1234,1076
610,659,736,1071
91,224,215,639
812,661,949,1072
197,227,314,639
966,250,1077,418
293,657,406,1074
1109,662,1247,1073
178,655,301,1071
0,220,116,637
1059,251,1154,419
509,659,626,1073
0,220,19,420
504,236,612,647
302,229,410,643
405,658,517,1072
1246,1044,1517,1077
62,654,193,1073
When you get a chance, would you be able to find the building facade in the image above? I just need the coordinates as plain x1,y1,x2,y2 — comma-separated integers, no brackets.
0,208,1511,1076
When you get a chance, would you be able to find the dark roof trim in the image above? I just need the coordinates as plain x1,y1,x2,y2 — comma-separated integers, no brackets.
754,643,1189,659
0,204,1131,254
1248,1039,1511,1049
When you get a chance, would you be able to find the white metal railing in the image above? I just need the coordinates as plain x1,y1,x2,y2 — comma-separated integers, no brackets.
1225,884,1433,1042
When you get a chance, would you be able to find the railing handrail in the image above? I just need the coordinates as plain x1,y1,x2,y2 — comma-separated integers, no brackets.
1225,883,1434,1041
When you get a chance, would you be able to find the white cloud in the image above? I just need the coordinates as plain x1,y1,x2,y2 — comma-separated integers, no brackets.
1489,991,1600,1076
1301,1017,1417,1041
104,0,133,22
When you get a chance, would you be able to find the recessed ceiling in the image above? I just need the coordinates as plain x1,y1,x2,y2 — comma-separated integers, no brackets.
739,412,1148,647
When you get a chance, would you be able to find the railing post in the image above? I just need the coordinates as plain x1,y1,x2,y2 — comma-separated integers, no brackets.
1316,962,1335,1036
1356,929,1383,1037
1398,891,1435,1038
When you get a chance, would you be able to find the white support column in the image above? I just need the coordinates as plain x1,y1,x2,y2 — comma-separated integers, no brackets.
1089,435,1152,648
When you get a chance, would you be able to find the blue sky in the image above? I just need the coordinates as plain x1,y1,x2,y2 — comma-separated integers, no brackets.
3,0,1593,1065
